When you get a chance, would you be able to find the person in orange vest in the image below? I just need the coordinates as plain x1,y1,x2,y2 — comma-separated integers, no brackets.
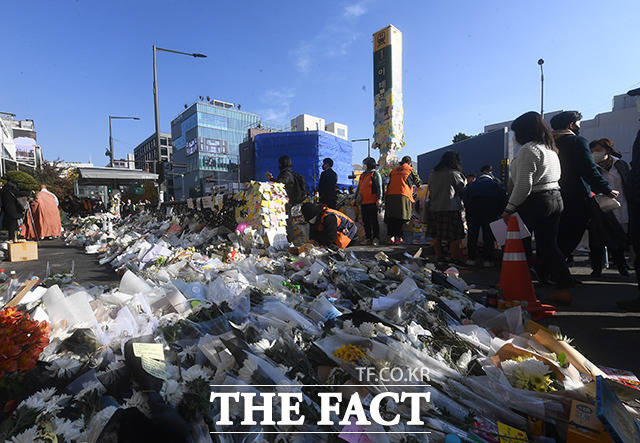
357,157,383,245
301,202,357,249
385,156,422,244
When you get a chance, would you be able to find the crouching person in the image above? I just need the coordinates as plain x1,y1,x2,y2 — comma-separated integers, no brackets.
302,202,357,249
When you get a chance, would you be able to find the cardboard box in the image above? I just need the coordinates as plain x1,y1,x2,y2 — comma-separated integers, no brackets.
567,400,614,442
9,241,38,262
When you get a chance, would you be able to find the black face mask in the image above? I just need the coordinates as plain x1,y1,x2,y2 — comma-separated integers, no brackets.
572,125,580,136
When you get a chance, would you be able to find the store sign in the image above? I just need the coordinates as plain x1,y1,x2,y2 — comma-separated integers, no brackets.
13,128,37,162
186,137,229,156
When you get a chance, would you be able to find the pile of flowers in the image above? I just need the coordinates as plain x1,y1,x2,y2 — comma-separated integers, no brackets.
0,308,49,378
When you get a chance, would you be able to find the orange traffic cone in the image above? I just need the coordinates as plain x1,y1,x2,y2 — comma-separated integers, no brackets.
499,215,555,320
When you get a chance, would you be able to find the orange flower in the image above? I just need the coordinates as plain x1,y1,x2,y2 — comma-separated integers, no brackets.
0,307,50,378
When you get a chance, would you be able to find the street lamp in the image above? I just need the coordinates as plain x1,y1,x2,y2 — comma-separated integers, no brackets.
351,138,371,158
108,115,140,167
152,45,207,182
538,59,544,117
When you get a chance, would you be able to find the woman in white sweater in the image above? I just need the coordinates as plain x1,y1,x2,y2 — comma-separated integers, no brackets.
501,111,573,305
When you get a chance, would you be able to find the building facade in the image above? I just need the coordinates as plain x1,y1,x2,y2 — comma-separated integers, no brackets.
133,133,172,171
290,114,349,140
112,154,135,169
170,100,260,200
0,112,43,175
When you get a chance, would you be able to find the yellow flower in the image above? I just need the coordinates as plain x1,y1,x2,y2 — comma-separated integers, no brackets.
333,344,367,362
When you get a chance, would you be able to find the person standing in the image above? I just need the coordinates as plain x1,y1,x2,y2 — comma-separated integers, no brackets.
464,165,506,266
301,202,357,249
266,155,306,240
502,111,573,305
318,158,338,209
0,181,25,240
480,164,502,184
425,151,466,261
588,138,631,276
550,111,618,262
357,157,383,245
385,156,422,244
30,185,62,239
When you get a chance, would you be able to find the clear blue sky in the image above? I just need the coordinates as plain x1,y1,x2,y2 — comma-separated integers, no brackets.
3,0,639,166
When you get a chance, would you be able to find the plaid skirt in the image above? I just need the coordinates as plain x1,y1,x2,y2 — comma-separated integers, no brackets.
426,210,465,241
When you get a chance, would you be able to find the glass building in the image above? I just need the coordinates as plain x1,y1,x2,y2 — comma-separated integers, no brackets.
171,100,260,199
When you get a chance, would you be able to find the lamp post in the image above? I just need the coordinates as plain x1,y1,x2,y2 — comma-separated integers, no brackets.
152,45,206,183
108,115,140,167
538,59,544,117
351,138,371,158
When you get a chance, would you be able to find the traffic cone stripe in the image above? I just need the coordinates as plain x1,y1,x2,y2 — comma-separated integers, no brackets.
503,252,527,261
506,231,520,240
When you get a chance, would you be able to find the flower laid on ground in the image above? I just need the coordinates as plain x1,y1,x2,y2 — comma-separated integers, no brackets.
6,426,40,443
333,344,367,362
50,416,84,441
502,357,556,392
0,307,50,378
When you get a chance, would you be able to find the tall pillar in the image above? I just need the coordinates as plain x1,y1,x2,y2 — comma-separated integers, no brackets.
372,25,404,166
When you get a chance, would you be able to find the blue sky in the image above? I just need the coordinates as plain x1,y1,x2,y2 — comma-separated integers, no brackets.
3,0,639,166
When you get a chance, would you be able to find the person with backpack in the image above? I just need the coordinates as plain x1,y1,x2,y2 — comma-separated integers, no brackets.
385,155,422,244
318,158,338,209
266,155,307,240
357,157,383,245
301,202,357,249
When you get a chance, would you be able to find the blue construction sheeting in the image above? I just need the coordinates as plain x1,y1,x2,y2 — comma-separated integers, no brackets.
254,131,353,190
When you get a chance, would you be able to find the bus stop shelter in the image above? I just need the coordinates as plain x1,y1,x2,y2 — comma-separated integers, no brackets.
75,167,158,187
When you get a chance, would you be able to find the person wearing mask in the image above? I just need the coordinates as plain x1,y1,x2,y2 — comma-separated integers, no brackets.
318,158,338,209
357,157,383,245
1,181,25,240
549,111,618,263
588,138,631,276
464,165,506,266
30,184,62,240
425,151,466,262
385,156,422,244
301,202,357,249
502,111,573,305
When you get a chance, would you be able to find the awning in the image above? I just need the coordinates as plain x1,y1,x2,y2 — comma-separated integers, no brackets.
76,167,158,186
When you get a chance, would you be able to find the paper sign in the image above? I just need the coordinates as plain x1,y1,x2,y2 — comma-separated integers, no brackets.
132,342,165,360
187,199,194,209
489,213,531,247
497,422,527,443
201,196,213,210
141,356,167,380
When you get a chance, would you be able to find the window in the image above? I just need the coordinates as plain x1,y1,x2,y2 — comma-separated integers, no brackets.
161,148,167,155
161,137,168,145
337,128,346,136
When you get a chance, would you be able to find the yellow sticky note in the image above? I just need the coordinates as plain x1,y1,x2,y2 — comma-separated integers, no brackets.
133,342,165,361
141,356,167,380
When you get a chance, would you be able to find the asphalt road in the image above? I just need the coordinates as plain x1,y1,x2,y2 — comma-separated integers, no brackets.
4,239,639,375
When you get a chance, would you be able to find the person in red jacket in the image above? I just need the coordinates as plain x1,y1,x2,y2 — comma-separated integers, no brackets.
302,203,357,249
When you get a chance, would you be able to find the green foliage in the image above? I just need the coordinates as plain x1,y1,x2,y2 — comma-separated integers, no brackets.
3,170,39,192
452,132,472,143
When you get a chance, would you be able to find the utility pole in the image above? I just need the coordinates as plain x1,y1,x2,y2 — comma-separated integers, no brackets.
538,59,544,117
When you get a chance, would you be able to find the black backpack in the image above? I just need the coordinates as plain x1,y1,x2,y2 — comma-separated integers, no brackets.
288,172,307,205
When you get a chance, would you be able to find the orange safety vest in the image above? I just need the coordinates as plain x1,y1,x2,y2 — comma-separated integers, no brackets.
317,207,356,249
386,163,414,202
358,171,378,205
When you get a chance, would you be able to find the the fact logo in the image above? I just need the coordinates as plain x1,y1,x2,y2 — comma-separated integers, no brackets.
210,381,431,430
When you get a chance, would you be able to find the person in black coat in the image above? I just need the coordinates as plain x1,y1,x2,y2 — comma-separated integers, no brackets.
318,158,338,209
1,181,25,239
550,111,619,260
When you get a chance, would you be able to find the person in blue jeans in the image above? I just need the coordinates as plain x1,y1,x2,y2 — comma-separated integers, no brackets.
464,166,506,266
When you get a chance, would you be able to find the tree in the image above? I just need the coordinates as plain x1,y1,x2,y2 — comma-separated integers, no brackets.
32,161,76,201
2,170,39,192
452,132,472,143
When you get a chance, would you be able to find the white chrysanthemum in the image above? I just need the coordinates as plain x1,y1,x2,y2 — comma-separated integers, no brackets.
179,345,198,361
51,417,84,442
425,300,437,311
358,322,377,338
375,323,393,336
502,357,551,379
161,380,185,407
49,357,82,378
182,365,213,383
107,360,125,371
19,395,46,412
124,390,151,418
76,381,106,400
30,387,57,403
7,426,41,443
342,319,359,335
237,357,259,383
263,326,280,342
456,350,473,373
249,338,274,354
